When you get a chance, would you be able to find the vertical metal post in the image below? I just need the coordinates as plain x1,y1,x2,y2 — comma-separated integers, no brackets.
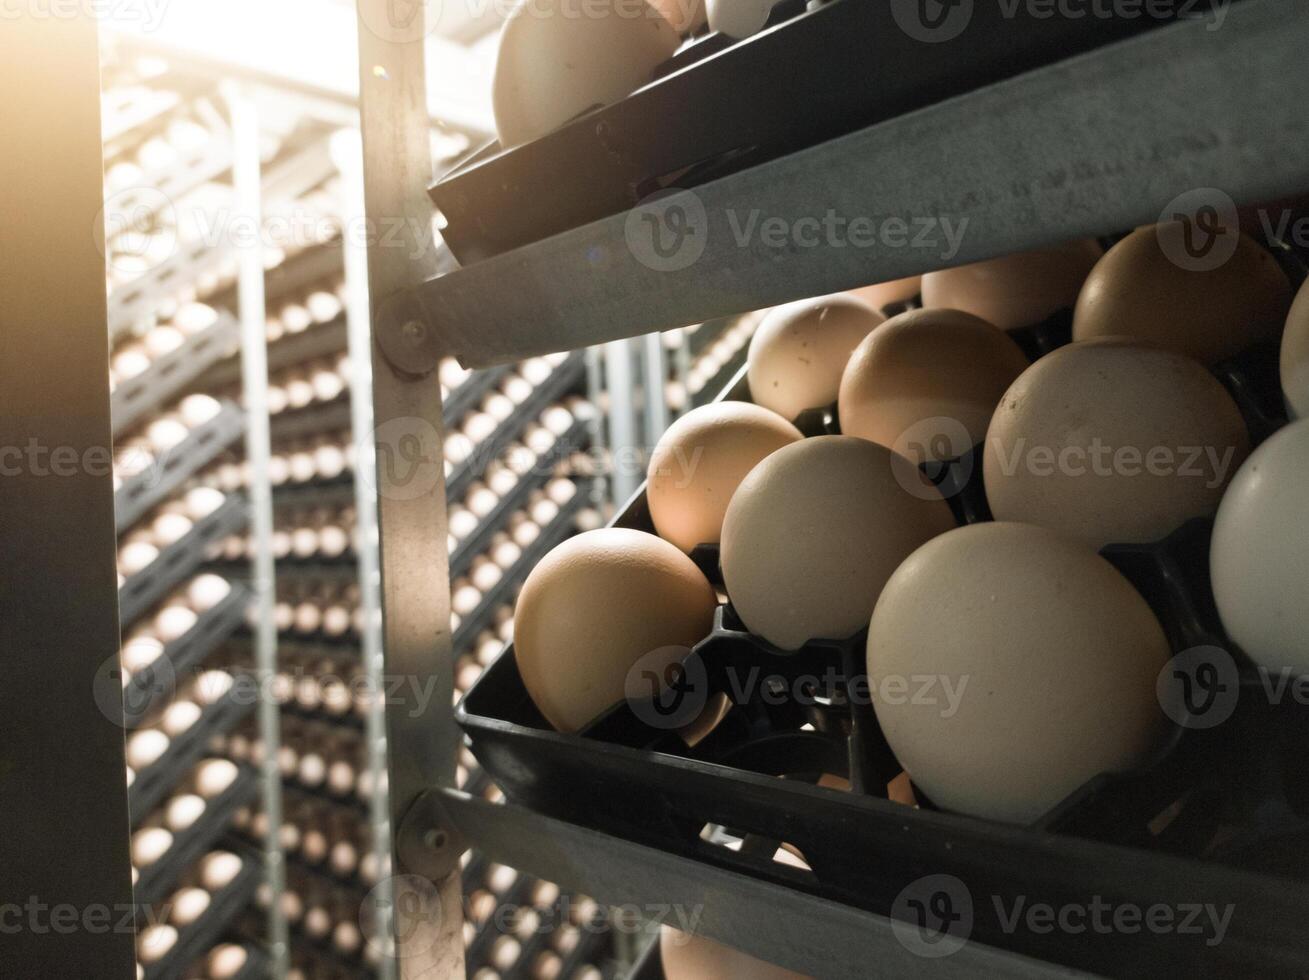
354,3,466,976
0,14,137,979
641,333,670,447
604,340,641,505
333,126,398,980
225,83,289,978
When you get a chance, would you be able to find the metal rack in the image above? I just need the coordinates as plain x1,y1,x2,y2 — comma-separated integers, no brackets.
352,1,1309,977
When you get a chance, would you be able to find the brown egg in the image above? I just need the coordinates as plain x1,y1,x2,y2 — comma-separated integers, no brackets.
1072,225,1291,364
660,926,810,980
839,308,1029,461
848,275,921,311
921,239,1102,331
746,295,883,421
647,402,802,552
983,341,1249,549
868,522,1169,824
647,0,706,33
721,436,955,650
514,529,717,731
1282,278,1309,418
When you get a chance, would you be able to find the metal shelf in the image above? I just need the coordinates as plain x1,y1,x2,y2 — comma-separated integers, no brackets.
447,352,586,503
205,315,347,390
120,494,249,627
384,1,1309,368
141,848,262,980
449,415,590,582
134,765,261,908
115,399,246,531
111,312,241,437
130,683,258,825
109,238,236,342
105,136,235,240
451,485,588,654
123,584,252,728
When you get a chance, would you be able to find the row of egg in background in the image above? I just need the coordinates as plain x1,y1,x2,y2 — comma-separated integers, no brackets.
511,222,1309,848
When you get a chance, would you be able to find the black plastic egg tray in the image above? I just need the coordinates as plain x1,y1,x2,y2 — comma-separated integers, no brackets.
428,0,1229,264
459,267,1309,977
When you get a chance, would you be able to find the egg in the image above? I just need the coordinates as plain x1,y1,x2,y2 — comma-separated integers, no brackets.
170,887,210,927
721,436,955,650
160,700,201,737
1211,419,1309,675
746,295,883,421
847,275,921,311
1281,278,1309,419
195,758,239,798
514,528,717,731
200,851,243,891
868,522,1169,824
647,402,802,552
155,604,198,643
706,0,783,38
131,826,173,866
178,393,221,428
838,308,1028,461
660,926,809,980
164,793,206,832
136,924,177,964
1072,226,1291,364
492,0,679,148
984,341,1249,549
126,728,169,770
921,239,1102,332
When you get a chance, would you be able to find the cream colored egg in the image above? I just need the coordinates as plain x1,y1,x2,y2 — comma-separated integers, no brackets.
151,511,192,547
707,0,782,38
126,728,169,770
178,393,221,428
647,401,802,552
174,302,218,335
661,926,810,980
1211,419,1309,675
164,793,206,832
984,341,1249,549
160,700,202,737
848,275,922,311
119,540,159,577
922,239,1102,332
131,827,173,867
155,604,197,643
721,436,955,650
1281,278,1309,419
514,528,717,731
143,325,184,359
746,295,883,421
183,485,225,519
195,758,238,798
492,0,679,148
170,887,210,927
200,851,242,890
868,522,1169,824
146,417,189,453
838,308,1028,461
1072,226,1290,364
136,923,177,964
121,636,164,673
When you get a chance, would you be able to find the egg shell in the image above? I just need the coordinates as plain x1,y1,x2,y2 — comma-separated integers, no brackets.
1281,278,1309,419
165,793,206,832
661,926,810,980
746,294,883,421
131,826,173,866
136,924,177,964
721,436,956,650
921,239,1102,332
647,401,802,552
983,340,1250,549
492,0,680,148
706,0,782,38
169,887,210,927
513,528,717,732
200,851,243,891
195,758,239,798
1072,226,1290,364
1211,419,1309,675
868,522,1169,824
126,728,169,770
838,308,1029,460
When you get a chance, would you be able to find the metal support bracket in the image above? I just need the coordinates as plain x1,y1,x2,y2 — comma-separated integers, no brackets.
396,788,468,882
375,285,445,378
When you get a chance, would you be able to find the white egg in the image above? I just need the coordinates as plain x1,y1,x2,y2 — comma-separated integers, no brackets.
1212,419,1309,675
164,793,206,832
151,511,192,547
195,759,239,799
178,393,221,428
154,604,197,643
131,827,173,867
126,729,170,770
186,573,231,611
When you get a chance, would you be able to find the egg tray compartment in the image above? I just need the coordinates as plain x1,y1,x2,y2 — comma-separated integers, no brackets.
427,0,1196,264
